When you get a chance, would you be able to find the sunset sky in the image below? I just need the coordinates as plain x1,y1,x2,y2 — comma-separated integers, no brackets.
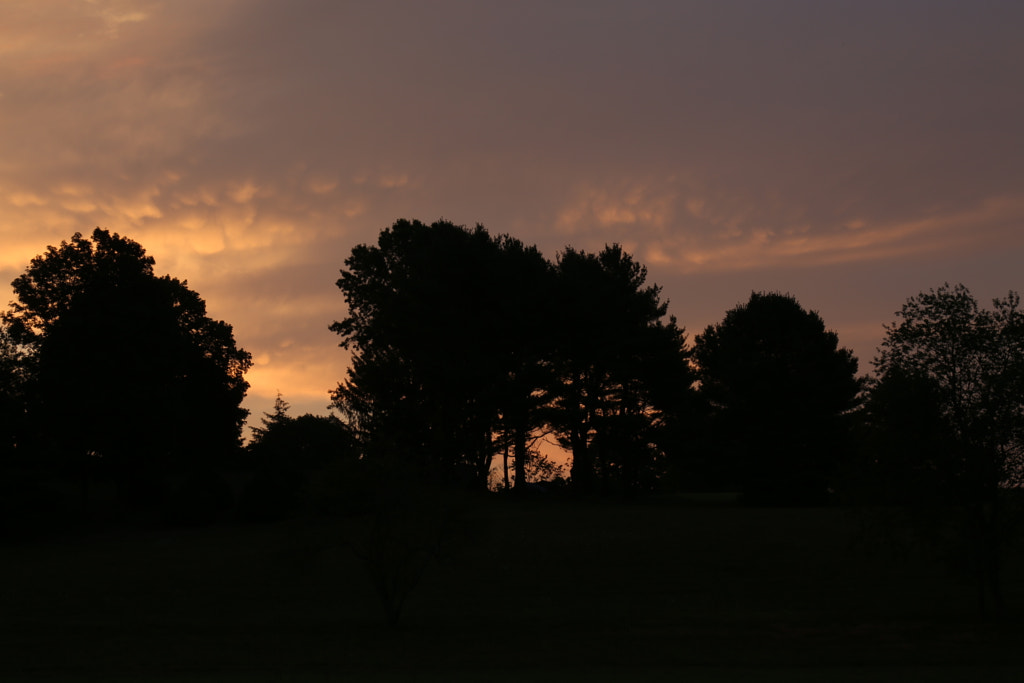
2,1,1023,432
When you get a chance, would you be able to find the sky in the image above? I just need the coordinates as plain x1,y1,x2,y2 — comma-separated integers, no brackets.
2,0,1023,434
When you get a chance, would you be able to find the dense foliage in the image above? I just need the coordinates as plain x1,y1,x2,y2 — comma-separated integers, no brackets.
866,283,1024,615
2,229,252,499
8,215,1022,603
330,220,553,488
546,245,695,494
693,292,861,504
872,283,1024,489
331,219,695,493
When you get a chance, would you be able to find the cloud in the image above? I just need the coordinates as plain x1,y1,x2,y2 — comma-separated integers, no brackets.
3,0,1023,422
97,4,148,35
229,181,260,204
307,177,338,195
654,194,1024,274
7,192,45,208
550,165,1024,276
246,352,343,405
553,179,681,251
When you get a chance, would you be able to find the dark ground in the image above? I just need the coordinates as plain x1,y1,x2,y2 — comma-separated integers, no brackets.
3,496,1023,681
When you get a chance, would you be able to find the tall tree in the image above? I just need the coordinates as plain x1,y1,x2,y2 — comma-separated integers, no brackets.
4,229,252,490
871,283,1024,615
330,219,551,489
694,292,860,504
485,234,557,491
547,245,695,494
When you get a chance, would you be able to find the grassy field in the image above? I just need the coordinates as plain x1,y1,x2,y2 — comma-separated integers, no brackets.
3,497,1024,681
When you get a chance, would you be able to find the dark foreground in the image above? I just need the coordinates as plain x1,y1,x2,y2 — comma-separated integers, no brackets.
3,498,1024,681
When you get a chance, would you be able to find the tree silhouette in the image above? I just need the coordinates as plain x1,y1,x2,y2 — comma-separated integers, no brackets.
694,292,860,505
249,392,292,445
485,234,558,491
248,396,356,471
871,283,1024,615
546,245,695,495
332,221,696,494
331,219,552,489
855,367,955,505
4,229,252,505
241,395,356,522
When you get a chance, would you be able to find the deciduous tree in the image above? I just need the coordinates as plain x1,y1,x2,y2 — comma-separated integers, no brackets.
3,229,252,496
870,282,1024,615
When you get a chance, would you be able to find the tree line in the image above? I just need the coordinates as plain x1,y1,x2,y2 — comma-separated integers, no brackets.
3,223,1024,502
2,223,1024,589
4,221,1024,614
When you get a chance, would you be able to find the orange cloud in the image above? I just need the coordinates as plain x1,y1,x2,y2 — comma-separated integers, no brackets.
229,181,260,204
646,194,1024,274
98,6,148,36
246,345,351,405
556,180,677,235
378,173,410,189
352,171,414,190
307,178,338,195
8,192,46,208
